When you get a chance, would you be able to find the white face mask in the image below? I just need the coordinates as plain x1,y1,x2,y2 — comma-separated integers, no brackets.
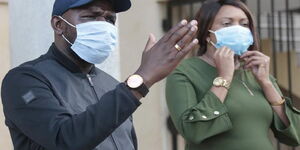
209,25,254,56
59,16,118,64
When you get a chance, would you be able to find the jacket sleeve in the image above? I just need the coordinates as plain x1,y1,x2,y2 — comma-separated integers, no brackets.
1,67,141,150
165,70,232,144
269,76,300,146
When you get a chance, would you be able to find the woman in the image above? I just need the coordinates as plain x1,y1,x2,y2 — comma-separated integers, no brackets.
165,0,300,150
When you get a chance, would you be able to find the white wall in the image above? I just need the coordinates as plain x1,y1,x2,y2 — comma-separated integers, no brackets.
9,0,55,67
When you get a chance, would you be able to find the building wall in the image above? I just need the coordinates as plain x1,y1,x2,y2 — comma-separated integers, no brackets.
118,1,171,149
8,0,54,67
0,0,13,149
247,0,300,16
261,39,300,100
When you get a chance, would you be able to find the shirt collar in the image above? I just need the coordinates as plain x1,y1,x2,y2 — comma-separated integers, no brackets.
47,43,97,75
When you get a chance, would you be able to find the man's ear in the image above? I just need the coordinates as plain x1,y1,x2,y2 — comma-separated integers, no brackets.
51,16,64,35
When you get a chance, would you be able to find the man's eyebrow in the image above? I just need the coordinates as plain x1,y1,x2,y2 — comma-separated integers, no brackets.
80,9,116,16
78,9,103,14
90,7,105,13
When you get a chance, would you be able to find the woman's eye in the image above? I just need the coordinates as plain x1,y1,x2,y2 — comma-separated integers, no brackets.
222,22,231,26
241,23,249,27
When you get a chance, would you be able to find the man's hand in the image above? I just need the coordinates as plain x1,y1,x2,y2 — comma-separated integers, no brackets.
135,20,199,88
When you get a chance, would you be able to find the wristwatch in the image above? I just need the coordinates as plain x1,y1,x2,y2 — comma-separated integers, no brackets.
125,74,149,97
213,77,231,89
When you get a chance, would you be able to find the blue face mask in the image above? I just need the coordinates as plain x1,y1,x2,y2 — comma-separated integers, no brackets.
59,16,118,64
209,25,254,56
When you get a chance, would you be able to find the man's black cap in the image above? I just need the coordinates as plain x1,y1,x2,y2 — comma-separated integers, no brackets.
52,0,131,16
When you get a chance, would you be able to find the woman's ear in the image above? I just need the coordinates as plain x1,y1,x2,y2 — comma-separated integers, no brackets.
51,16,64,35
206,37,211,43
206,36,217,49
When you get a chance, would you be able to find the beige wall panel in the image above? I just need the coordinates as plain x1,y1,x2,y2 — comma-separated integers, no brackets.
0,2,13,150
118,0,172,149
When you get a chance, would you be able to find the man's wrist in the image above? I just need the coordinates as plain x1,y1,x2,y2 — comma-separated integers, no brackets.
125,73,150,97
134,70,153,88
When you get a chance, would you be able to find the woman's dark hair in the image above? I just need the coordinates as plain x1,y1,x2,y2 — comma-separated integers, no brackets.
195,0,259,55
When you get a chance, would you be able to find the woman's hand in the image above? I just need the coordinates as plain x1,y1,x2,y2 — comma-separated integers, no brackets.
213,46,235,82
241,51,271,85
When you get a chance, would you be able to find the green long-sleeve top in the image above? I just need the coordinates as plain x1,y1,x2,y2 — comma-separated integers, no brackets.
166,57,300,150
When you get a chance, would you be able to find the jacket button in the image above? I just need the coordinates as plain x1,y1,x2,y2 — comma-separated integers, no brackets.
214,111,220,115
189,115,194,120
202,115,207,119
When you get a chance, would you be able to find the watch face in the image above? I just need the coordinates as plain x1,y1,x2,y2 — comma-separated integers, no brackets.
127,75,143,88
213,78,223,86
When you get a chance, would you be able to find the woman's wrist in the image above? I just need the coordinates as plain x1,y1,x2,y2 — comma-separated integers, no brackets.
270,98,286,106
218,73,233,82
258,78,272,87
258,79,285,106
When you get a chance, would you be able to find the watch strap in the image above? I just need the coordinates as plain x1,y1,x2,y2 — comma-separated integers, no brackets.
134,83,149,97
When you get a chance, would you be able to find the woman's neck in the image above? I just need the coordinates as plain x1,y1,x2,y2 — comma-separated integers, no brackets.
199,45,242,70
199,45,217,67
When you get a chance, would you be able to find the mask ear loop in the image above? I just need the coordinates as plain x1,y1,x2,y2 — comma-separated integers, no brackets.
57,16,76,28
208,40,217,49
207,30,218,49
56,16,76,45
62,34,73,45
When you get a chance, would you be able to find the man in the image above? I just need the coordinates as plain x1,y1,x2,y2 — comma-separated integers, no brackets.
1,0,198,149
